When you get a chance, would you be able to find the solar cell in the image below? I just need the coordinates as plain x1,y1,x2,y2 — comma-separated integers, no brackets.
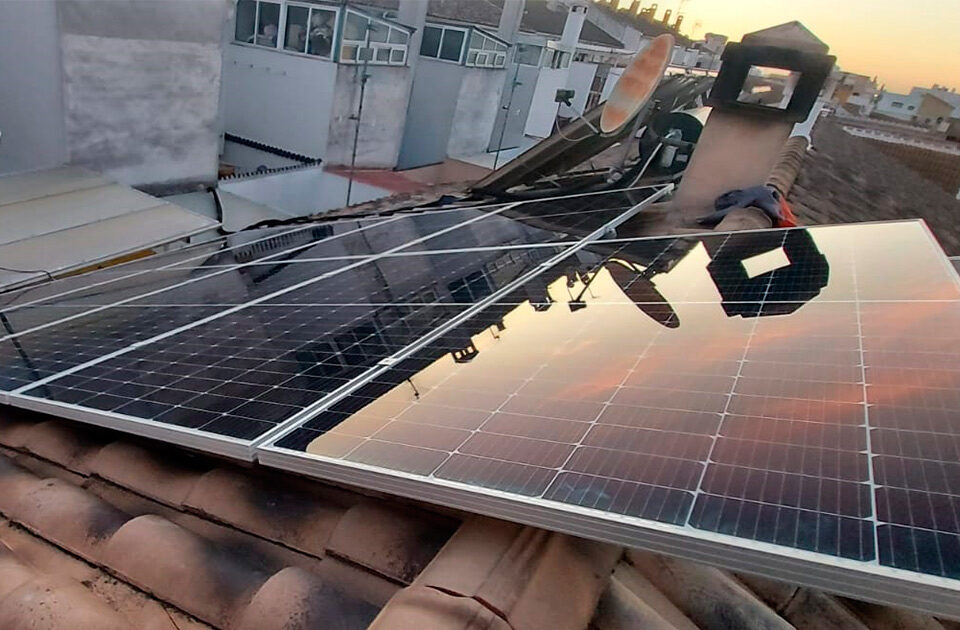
261,220,960,617
3,185,669,457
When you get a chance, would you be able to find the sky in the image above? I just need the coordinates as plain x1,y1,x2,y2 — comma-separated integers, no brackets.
614,0,959,93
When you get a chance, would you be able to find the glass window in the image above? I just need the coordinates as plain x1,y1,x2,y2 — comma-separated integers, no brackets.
439,29,464,62
375,47,390,62
495,53,505,66
235,0,257,43
389,28,408,45
482,37,496,51
344,11,367,41
467,50,478,65
516,44,542,66
368,22,388,43
390,48,406,63
254,1,280,47
307,7,336,58
470,32,483,49
284,5,309,53
420,26,442,57
341,44,358,61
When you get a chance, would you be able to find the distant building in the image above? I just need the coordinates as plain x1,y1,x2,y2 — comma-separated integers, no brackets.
831,72,877,115
872,91,921,122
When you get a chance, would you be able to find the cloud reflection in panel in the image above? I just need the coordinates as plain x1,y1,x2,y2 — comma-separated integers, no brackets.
275,220,960,579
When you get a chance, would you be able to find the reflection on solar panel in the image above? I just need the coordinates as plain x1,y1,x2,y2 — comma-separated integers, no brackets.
0,186,668,456
260,220,960,617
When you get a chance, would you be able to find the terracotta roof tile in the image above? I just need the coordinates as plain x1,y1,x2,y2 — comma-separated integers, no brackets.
593,562,700,630
236,566,379,630
409,516,620,630
327,502,459,584
628,551,794,630
369,585,512,630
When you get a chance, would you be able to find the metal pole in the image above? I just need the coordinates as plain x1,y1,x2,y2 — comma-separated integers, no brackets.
494,60,522,171
347,59,370,207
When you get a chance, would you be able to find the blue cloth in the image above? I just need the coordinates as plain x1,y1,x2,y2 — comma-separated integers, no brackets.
697,185,783,226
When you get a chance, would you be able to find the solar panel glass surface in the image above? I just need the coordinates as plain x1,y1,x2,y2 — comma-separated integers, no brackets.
263,221,960,607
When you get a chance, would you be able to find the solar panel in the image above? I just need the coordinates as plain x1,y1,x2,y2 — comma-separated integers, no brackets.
260,220,960,617
2,186,671,456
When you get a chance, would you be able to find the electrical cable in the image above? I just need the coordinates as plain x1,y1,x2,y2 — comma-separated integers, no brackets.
0,265,54,282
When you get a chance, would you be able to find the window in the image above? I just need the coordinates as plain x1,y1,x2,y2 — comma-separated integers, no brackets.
516,43,542,66
465,29,507,68
340,8,409,65
236,0,281,48
546,49,571,70
420,24,466,63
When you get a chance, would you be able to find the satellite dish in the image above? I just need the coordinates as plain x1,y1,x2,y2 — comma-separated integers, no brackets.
600,34,675,135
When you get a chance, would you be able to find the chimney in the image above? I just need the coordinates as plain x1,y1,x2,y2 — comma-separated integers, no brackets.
662,8,671,24
629,0,641,15
674,14,684,31
559,2,588,50
672,22,835,223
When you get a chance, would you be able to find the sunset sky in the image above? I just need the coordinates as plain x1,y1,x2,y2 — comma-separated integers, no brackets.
614,0,959,93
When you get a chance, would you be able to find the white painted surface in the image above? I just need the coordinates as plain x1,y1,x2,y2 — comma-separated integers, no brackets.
223,44,337,159
525,67,569,138
873,91,921,121
221,167,391,216
559,62,598,117
0,0,67,175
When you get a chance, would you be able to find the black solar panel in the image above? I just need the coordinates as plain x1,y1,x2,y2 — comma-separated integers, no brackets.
262,220,960,615
13,245,570,439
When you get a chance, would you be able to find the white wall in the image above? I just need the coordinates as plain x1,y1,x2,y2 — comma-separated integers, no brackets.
448,68,505,158
326,65,414,168
558,62,597,117
57,0,227,194
0,0,67,175
221,166,391,215
525,67,569,138
223,44,337,159
874,92,920,121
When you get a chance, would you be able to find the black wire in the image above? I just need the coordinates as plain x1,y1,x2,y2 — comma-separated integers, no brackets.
0,265,54,282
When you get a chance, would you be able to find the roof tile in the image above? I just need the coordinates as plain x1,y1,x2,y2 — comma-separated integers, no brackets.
183,467,355,557
236,566,379,630
4,475,127,561
414,516,620,630
89,441,207,508
102,514,270,628
327,501,459,584
594,562,700,630
628,551,794,630
369,585,512,630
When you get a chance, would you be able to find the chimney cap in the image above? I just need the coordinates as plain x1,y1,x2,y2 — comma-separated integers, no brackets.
742,21,829,55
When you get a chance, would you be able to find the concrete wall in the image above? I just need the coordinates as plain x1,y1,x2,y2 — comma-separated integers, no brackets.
447,68,506,158
397,59,464,169
57,0,229,194
874,92,920,122
525,67,569,138
559,61,597,117
0,0,67,175
326,65,413,168
222,44,337,158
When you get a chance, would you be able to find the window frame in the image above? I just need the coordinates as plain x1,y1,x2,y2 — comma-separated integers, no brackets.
280,1,339,60
515,43,543,67
421,23,509,69
464,28,508,69
236,0,283,50
338,6,411,67
420,23,469,64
